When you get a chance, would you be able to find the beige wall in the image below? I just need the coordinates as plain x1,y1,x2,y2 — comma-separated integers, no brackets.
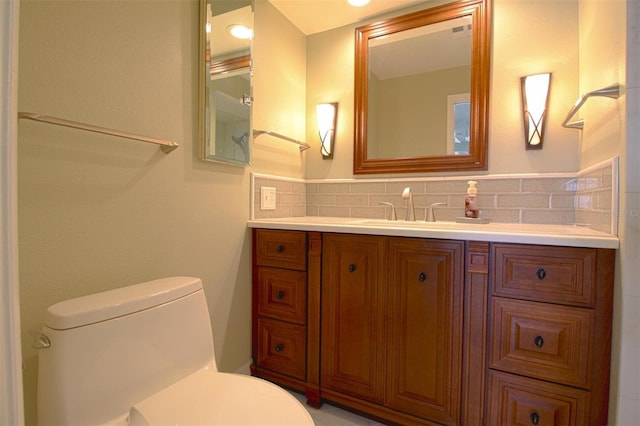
305,0,580,179
577,1,639,424
251,0,307,178
578,0,626,169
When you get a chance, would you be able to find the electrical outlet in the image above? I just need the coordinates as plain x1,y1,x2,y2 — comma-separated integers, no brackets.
260,187,276,210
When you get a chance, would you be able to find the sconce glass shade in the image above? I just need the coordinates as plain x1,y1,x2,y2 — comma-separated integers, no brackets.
317,103,338,159
521,73,551,150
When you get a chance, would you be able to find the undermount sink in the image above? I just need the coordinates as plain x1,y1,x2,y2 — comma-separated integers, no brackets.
349,219,468,228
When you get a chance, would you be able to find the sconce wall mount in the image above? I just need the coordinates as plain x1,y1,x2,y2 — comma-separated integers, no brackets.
521,73,551,150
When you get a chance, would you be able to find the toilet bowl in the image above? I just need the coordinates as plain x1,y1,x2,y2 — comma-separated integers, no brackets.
129,369,310,425
36,276,314,425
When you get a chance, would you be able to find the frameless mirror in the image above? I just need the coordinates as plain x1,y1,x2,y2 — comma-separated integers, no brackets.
199,0,253,166
354,0,491,174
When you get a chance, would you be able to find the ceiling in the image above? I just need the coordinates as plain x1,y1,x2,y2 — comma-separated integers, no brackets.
269,0,429,35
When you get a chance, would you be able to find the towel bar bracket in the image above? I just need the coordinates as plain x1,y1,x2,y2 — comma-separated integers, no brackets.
562,84,621,130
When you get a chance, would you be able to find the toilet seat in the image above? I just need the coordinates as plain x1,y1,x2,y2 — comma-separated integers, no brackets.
129,369,314,425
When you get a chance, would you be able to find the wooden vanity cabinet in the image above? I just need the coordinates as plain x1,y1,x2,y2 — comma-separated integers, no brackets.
251,229,615,426
251,229,323,405
321,233,465,425
487,243,615,426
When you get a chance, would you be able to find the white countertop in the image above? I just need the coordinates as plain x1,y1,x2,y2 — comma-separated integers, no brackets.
248,217,619,249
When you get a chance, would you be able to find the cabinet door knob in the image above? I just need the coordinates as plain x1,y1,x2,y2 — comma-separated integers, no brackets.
536,267,546,280
348,263,357,272
276,290,285,299
275,343,284,353
418,272,427,283
276,244,285,253
534,335,544,348
530,412,540,425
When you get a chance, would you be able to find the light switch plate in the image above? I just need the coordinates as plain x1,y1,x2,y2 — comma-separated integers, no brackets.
260,186,276,210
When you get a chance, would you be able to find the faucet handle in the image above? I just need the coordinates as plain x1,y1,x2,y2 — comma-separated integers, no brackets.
379,202,397,221
427,202,447,222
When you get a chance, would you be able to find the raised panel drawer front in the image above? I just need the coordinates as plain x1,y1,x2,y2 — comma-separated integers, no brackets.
257,267,307,325
255,229,307,270
257,318,306,380
490,297,594,388
488,370,590,426
493,244,596,307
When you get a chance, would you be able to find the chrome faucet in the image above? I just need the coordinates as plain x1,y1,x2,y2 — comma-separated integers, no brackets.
402,187,415,221
379,202,397,221
427,202,447,222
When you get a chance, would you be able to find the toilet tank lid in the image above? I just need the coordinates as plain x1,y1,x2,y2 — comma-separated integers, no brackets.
44,276,203,330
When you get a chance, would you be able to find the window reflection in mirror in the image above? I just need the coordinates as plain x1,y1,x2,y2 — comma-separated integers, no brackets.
447,93,470,155
199,0,253,166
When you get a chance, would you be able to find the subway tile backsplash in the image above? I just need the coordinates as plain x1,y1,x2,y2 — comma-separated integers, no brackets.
251,157,618,235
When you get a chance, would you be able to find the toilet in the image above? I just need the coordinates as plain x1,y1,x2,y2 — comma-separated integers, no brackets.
36,276,314,425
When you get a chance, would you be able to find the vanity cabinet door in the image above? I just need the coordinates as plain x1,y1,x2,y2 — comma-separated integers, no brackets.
386,238,464,425
321,233,387,403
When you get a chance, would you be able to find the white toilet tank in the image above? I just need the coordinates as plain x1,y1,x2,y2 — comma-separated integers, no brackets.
37,276,217,426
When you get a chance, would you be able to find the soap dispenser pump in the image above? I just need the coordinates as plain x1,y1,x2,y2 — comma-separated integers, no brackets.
465,180,478,218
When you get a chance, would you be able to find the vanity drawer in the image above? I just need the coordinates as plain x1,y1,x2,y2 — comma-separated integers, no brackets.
255,229,307,270
257,267,307,325
257,318,306,381
488,370,590,426
490,297,594,388
492,244,596,307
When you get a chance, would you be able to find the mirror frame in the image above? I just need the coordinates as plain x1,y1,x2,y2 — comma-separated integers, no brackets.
353,0,491,174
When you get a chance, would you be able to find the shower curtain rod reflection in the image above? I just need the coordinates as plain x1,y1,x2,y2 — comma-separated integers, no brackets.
18,112,179,153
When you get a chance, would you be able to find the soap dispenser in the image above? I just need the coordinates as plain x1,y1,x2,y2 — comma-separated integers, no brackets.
465,180,478,218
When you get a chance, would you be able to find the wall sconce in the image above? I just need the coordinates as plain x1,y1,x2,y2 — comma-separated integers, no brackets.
521,73,551,150
316,103,338,159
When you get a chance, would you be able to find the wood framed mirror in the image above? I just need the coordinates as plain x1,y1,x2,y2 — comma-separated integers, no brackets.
353,0,491,174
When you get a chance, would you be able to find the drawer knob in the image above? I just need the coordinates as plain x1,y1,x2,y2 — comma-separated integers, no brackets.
536,267,546,280
276,290,285,299
530,412,540,425
276,244,285,253
418,272,427,283
534,335,545,348
275,343,284,353
348,263,357,272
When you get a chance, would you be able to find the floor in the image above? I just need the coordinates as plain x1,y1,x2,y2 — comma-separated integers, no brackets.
289,391,385,426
